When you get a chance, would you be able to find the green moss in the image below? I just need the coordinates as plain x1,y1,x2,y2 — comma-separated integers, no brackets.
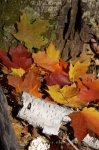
0,0,31,50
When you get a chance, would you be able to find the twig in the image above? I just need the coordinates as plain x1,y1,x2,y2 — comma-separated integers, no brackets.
66,136,79,150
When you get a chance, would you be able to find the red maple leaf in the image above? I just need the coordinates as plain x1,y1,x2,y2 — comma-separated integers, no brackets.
45,60,70,86
45,71,71,86
0,44,32,71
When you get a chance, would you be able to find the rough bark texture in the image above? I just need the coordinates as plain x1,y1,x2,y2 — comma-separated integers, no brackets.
0,0,99,58
0,87,20,150
56,0,99,60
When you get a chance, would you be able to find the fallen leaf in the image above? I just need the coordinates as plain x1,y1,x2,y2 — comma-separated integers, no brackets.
10,68,25,77
32,42,60,72
8,66,42,97
59,59,69,71
69,61,89,81
12,121,24,141
0,44,32,71
82,107,99,135
0,48,13,68
47,84,82,107
69,111,87,142
72,48,94,65
13,13,49,50
52,60,69,73
45,71,70,86
69,107,99,142
78,76,99,103
45,60,70,85
2,66,11,74
78,48,93,64
46,42,60,61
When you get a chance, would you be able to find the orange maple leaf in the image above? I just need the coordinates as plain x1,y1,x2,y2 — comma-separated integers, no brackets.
69,107,99,142
32,42,60,72
78,76,99,103
52,59,69,73
69,112,87,142
8,66,42,97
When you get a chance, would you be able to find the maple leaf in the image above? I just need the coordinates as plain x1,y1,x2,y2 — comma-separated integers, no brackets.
59,59,69,71
52,60,69,73
78,76,99,103
45,71,71,86
13,13,49,50
0,48,13,68
10,68,25,77
69,61,89,81
69,107,99,142
32,42,60,72
7,66,42,97
0,44,32,71
72,48,94,65
47,84,83,107
46,42,60,60
44,58,70,86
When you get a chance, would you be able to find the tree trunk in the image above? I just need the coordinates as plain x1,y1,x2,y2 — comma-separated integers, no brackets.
55,0,99,60
0,87,20,150
0,0,98,56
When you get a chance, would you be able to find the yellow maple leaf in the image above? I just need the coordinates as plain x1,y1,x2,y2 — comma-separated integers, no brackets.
46,42,60,60
47,84,83,107
32,42,60,72
13,13,49,50
72,48,94,65
69,61,89,81
10,68,25,77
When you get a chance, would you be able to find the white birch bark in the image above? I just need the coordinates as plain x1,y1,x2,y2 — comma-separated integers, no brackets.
17,92,73,135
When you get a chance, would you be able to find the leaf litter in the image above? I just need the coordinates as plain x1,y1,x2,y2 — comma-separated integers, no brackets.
0,12,99,150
